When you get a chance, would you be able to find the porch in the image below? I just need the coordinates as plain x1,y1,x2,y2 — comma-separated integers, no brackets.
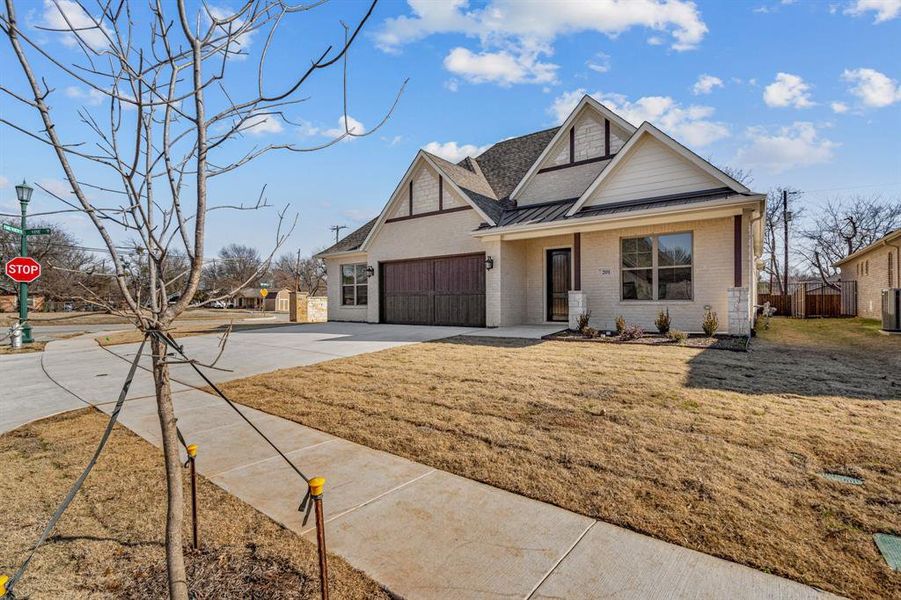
482,213,756,335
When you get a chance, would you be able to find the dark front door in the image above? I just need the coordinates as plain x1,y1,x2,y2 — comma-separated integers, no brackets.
380,253,485,327
546,248,571,321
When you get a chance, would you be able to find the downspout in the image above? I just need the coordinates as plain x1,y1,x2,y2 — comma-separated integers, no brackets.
886,238,901,288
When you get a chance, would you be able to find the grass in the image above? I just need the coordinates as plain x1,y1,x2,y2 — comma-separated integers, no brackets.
0,409,389,599
220,317,901,599
0,341,47,355
96,321,296,347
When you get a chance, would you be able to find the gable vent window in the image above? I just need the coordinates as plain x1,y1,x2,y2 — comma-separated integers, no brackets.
621,233,693,301
341,263,368,306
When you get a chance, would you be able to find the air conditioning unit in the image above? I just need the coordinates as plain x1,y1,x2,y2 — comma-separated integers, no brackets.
883,289,901,332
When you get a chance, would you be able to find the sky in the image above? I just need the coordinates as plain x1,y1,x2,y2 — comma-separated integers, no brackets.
1,0,900,260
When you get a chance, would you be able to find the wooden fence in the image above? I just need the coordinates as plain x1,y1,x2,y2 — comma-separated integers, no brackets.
757,281,857,318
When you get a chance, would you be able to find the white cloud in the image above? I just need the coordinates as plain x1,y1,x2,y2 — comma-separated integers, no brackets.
240,114,284,136
324,115,366,138
443,47,557,85
763,73,815,108
646,36,665,45
734,122,838,173
376,0,707,86
0,176,8,189
549,89,729,148
41,0,109,50
586,52,611,74
444,79,460,92
845,0,901,23
841,67,901,107
830,101,849,113
206,5,256,60
64,86,106,106
692,74,723,95
422,141,491,163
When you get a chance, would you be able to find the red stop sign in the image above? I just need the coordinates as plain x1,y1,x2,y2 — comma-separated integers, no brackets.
5,257,42,283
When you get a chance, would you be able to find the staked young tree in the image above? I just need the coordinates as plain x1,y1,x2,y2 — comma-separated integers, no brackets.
0,0,403,596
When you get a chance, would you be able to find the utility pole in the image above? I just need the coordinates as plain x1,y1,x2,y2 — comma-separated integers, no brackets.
295,248,301,292
783,190,789,296
329,224,347,244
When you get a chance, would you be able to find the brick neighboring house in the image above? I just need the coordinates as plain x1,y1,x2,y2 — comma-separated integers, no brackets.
317,95,766,335
835,229,901,319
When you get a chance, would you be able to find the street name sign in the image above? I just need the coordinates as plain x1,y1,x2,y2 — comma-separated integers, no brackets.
26,228,52,236
2,223,23,235
5,257,42,283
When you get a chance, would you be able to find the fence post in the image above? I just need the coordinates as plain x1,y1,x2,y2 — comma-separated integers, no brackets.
309,477,329,600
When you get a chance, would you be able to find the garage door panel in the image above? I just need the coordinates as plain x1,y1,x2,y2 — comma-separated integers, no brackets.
381,254,485,327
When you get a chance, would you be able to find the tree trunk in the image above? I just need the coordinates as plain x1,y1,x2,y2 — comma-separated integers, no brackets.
151,334,189,600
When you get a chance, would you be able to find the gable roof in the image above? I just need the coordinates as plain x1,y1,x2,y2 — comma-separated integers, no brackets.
508,95,638,201
472,127,559,200
566,122,751,217
423,151,506,222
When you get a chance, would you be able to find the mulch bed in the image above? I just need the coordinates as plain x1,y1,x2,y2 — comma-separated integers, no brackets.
544,329,750,351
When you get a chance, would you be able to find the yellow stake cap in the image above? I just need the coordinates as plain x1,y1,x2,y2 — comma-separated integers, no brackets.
187,444,198,458
309,477,326,496
0,574,9,597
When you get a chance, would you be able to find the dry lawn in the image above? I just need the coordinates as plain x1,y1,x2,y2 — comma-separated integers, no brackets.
0,341,47,355
221,317,901,599
0,308,261,327
0,409,389,599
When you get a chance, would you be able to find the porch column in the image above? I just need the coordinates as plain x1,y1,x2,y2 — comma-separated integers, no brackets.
484,238,502,327
568,232,588,330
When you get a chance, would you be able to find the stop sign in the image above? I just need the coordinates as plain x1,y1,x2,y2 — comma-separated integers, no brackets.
5,257,42,283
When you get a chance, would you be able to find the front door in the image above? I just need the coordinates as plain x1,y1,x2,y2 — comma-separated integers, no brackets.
546,248,571,322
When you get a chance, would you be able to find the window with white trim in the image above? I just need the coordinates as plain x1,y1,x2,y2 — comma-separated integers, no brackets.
341,264,368,306
621,233,693,301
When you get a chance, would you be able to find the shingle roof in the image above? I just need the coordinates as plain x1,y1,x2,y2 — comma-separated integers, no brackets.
424,151,507,222
473,127,559,200
316,217,376,256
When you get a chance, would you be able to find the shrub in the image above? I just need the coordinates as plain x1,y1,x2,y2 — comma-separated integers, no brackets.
619,323,644,341
702,310,719,337
655,308,671,334
576,310,592,333
614,315,626,335
583,327,598,338
667,329,688,344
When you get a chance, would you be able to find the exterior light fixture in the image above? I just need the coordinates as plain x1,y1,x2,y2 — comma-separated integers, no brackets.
15,180,33,205
365,265,375,278
485,256,494,270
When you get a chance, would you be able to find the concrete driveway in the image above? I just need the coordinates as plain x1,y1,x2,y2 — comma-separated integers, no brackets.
0,322,478,434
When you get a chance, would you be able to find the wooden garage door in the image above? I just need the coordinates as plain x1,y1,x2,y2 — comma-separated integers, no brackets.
380,253,485,326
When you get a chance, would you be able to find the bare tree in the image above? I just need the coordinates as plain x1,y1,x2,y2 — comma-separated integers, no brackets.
758,187,803,294
202,243,264,296
801,195,901,285
1,0,402,596
272,250,326,295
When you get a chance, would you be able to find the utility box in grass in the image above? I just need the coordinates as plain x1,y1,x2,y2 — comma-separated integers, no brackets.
289,292,327,323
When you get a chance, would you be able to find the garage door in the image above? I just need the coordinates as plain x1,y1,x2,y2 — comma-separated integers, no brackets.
380,253,485,327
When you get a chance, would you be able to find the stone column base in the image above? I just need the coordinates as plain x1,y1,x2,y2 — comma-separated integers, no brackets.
568,290,589,331
727,287,751,336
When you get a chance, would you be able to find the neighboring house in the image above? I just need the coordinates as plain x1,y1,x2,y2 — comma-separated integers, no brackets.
234,287,290,311
316,96,766,335
835,229,901,319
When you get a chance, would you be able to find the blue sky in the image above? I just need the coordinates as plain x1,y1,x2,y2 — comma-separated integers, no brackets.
1,0,900,259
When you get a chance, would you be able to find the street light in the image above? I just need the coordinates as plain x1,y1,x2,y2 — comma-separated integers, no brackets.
15,180,34,343
15,180,34,204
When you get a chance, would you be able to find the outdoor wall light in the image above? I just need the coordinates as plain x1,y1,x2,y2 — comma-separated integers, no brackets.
365,265,375,278
485,256,494,270
15,180,33,204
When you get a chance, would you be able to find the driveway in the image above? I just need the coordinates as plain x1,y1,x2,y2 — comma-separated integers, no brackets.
0,322,478,434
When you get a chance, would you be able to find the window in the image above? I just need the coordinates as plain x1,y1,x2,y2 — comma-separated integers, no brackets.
865,260,869,276
621,233,692,301
341,263,368,306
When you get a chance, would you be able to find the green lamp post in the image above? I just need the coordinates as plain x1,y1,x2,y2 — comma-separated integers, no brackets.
15,180,34,343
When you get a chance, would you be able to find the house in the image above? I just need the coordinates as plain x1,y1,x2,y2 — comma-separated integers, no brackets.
835,229,901,319
316,96,766,335
234,287,291,311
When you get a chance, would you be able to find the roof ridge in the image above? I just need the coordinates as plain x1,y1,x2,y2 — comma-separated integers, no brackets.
475,126,560,158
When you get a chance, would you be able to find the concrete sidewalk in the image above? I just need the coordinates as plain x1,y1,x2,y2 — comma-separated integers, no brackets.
8,324,835,599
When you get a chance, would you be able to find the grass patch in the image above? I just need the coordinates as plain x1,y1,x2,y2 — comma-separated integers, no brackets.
220,317,901,599
0,409,388,599
0,308,267,328
0,341,47,355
